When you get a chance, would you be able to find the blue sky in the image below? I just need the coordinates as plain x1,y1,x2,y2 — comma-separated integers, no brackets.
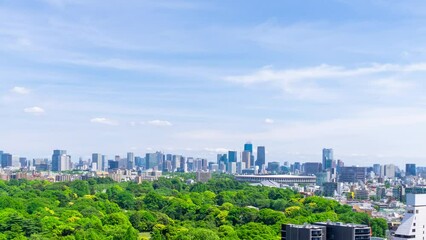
2,0,426,166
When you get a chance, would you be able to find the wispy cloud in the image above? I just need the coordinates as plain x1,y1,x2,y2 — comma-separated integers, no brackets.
11,87,30,95
145,120,173,127
204,147,229,153
264,118,274,124
224,62,426,100
24,106,45,115
90,117,118,126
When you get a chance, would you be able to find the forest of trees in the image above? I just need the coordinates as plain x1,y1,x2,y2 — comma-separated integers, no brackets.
0,174,388,239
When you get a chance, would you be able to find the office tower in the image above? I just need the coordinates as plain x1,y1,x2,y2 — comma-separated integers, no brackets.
244,142,253,153
1,153,12,168
242,151,251,169
381,164,396,179
244,142,255,167
323,182,338,197
236,162,245,174
406,164,417,177
256,146,265,169
101,155,107,171
179,157,187,172
52,150,67,171
172,155,180,172
228,151,237,163
303,162,322,175
127,152,134,170
135,156,144,168
373,164,381,176
282,224,326,240
217,154,227,166
267,161,280,173
336,159,344,174
394,193,426,240
19,157,28,168
127,152,135,169
313,222,371,240
92,153,101,171
202,158,208,171
338,167,367,183
108,160,119,170
322,148,333,170
33,158,49,171
58,154,71,171
209,163,219,172
145,153,156,170
228,162,237,174
186,157,194,172
293,162,301,172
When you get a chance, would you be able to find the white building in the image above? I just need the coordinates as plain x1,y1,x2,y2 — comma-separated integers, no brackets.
394,193,426,240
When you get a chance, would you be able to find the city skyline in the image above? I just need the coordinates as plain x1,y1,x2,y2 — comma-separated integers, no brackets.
3,1,426,164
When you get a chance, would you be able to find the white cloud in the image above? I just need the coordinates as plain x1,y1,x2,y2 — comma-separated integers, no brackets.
24,106,45,115
90,117,118,126
369,78,414,95
204,147,229,153
11,86,30,94
146,120,173,127
264,118,274,124
224,62,426,100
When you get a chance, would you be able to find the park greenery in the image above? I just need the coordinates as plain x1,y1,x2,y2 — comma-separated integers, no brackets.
0,174,388,239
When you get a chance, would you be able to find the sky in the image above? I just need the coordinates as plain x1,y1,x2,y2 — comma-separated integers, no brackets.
2,0,426,166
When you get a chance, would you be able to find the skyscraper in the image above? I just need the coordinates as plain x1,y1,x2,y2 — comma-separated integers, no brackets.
322,148,333,170
256,146,265,169
92,153,101,171
1,153,12,168
244,142,255,167
242,150,251,169
127,152,134,170
52,150,67,171
244,142,253,153
406,164,417,177
228,151,237,163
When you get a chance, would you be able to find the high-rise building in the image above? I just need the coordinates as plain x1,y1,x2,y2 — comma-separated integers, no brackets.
406,164,417,177
282,224,326,240
373,164,381,176
146,153,163,170
293,162,301,172
101,155,107,171
267,161,280,173
394,194,426,240
322,148,333,170
127,152,134,170
338,167,367,183
92,153,101,171
1,153,12,168
58,154,71,171
19,157,28,168
228,151,237,163
244,142,255,167
381,164,396,179
242,151,251,169
52,150,67,171
314,222,371,240
179,156,187,172
244,142,253,153
303,162,322,175
256,146,265,169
